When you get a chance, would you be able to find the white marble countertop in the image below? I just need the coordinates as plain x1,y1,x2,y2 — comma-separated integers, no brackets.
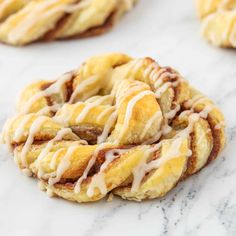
0,0,236,235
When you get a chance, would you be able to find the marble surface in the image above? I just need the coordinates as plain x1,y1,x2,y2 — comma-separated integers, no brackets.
0,0,236,235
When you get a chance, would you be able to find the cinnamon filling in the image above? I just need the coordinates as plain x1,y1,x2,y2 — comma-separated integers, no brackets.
71,125,103,144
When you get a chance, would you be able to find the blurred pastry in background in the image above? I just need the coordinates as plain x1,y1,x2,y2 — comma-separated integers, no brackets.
0,0,137,46
195,0,236,48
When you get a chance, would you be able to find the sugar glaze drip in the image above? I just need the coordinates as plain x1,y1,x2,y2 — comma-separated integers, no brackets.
87,148,128,197
20,72,74,115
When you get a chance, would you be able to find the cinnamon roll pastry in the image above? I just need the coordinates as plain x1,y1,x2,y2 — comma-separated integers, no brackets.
0,0,137,46
195,0,236,47
1,53,226,202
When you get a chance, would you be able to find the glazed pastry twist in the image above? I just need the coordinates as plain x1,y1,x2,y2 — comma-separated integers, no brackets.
195,0,236,47
0,0,136,46
1,53,226,202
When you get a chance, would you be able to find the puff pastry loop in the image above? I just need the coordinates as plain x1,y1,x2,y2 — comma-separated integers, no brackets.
1,53,226,202
0,0,137,46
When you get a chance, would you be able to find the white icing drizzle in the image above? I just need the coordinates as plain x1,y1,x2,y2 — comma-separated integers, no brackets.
214,121,225,130
143,119,172,145
143,131,162,145
76,103,97,123
21,72,73,114
96,106,115,123
13,114,34,142
118,90,154,142
131,113,200,191
143,62,160,78
115,82,146,109
140,111,162,139
69,76,99,103
86,95,113,104
20,116,48,167
87,149,128,197
130,59,144,74
154,71,177,89
21,92,48,114
76,95,113,123
36,128,74,178
199,104,214,118
155,82,172,99
48,0,92,14
74,143,111,194
53,102,83,126
11,118,73,177
131,149,151,192
97,111,118,144
115,77,180,146
49,149,64,170
185,94,205,107
132,137,185,192
164,104,181,120
36,104,61,116
162,122,173,135
140,103,173,145
179,110,192,119
180,95,214,120
48,145,78,186
196,128,212,146
87,173,107,197
145,66,182,99
178,113,200,137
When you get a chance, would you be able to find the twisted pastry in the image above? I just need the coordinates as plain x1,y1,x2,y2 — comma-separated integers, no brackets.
1,53,226,202
0,0,136,46
195,0,236,47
